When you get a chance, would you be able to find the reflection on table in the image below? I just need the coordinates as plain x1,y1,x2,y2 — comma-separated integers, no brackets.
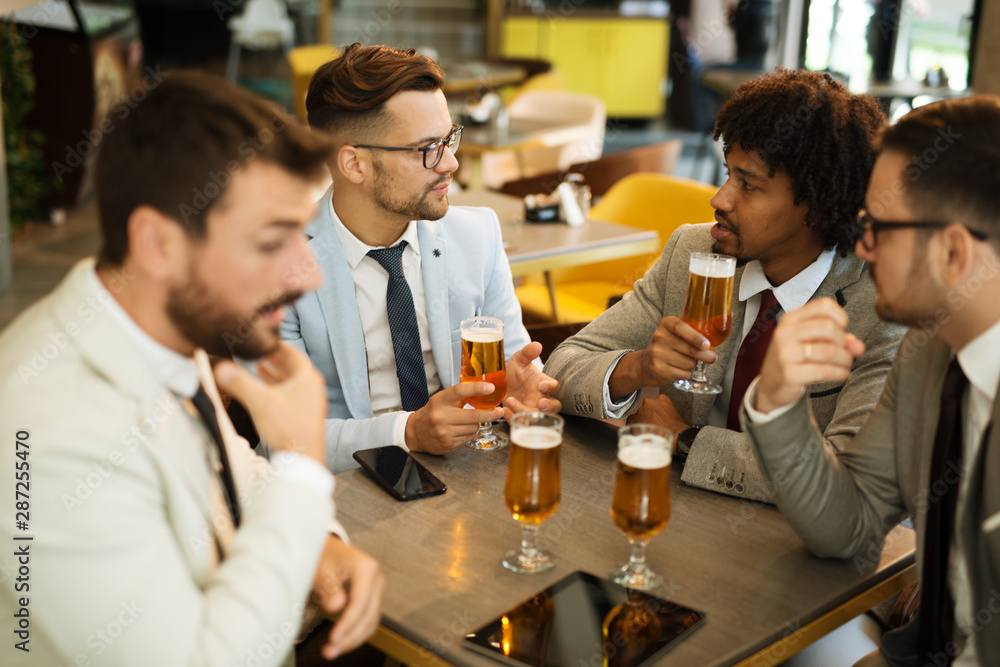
333,415,916,667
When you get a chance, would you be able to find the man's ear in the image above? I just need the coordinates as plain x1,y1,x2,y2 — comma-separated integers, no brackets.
336,145,367,185
939,224,978,288
126,205,190,280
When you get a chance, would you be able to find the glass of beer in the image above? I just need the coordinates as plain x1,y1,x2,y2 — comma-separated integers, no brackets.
610,424,673,590
460,316,509,450
502,411,563,573
673,252,736,395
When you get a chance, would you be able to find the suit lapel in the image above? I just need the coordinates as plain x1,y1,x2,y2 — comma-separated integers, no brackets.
309,189,374,418
417,221,456,385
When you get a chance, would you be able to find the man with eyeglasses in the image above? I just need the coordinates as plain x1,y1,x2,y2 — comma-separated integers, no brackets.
282,43,560,472
742,95,1000,667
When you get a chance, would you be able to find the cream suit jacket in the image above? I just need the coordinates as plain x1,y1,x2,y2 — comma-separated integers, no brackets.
0,259,338,666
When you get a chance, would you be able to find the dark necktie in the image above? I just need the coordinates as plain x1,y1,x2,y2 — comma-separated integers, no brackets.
367,242,430,411
727,289,781,431
918,357,968,666
191,385,242,528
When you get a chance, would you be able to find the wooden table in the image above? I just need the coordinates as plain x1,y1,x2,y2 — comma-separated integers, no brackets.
440,61,527,95
457,118,595,190
450,190,660,319
334,416,917,667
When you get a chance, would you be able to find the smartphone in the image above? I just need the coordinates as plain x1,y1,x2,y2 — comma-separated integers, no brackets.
352,446,447,501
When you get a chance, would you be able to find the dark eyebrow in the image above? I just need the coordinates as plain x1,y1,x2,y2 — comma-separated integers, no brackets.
733,166,763,180
262,220,303,231
407,127,453,148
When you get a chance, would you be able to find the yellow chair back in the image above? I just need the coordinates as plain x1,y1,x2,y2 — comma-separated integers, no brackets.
287,45,341,123
556,172,717,285
516,173,717,322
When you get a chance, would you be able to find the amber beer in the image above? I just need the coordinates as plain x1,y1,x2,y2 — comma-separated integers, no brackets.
460,327,507,409
611,436,672,541
504,426,561,524
679,253,736,349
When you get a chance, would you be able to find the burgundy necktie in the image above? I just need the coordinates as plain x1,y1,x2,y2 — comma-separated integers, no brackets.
918,357,968,666
726,290,781,431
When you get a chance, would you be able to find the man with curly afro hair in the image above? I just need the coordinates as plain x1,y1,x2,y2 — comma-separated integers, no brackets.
545,67,908,662
547,68,905,498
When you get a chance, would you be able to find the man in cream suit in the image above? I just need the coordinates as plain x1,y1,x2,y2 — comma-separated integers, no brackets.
284,44,559,472
545,69,905,503
0,73,382,665
745,96,1000,667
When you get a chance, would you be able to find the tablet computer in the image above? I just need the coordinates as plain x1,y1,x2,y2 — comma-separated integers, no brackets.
465,571,706,667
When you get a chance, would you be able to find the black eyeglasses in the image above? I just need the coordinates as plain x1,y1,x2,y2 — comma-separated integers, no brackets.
353,124,463,169
857,209,987,252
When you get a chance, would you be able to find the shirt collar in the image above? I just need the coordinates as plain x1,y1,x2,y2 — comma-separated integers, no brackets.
86,266,200,399
737,248,837,313
957,317,1000,405
329,196,420,270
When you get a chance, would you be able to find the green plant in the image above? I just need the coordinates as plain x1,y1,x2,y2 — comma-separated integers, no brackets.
2,20,53,236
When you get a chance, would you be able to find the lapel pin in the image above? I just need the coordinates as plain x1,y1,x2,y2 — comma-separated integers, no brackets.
433,248,441,257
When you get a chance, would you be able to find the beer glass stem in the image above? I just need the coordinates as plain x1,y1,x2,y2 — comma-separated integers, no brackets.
519,523,541,561
690,360,709,384
628,538,650,576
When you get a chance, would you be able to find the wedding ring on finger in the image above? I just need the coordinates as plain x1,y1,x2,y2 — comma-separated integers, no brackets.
804,343,813,362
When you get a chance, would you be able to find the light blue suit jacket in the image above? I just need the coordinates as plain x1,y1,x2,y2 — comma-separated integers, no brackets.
283,189,532,472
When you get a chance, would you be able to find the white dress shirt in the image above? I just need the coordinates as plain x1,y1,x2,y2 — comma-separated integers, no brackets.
746,310,1000,664
605,249,835,419
330,199,442,446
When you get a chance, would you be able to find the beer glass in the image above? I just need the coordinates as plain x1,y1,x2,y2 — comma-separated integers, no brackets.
674,252,736,395
610,424,673,590
460,316,508,450
502,411,563,573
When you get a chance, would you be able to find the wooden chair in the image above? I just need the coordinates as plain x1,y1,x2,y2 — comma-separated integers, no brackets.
475,90,607,190
516,173,717,322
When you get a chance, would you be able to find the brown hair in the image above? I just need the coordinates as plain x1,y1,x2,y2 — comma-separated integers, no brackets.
879,95,1000,246
305,42,444,142
95,70,333,267
714,68,885,254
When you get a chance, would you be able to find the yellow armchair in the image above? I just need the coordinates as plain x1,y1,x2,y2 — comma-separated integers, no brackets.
516,173,718,322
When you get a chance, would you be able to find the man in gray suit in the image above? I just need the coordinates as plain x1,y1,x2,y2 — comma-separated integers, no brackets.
744,96,1000,666
545,69,906,502
285,44,559,472
0,73,382,665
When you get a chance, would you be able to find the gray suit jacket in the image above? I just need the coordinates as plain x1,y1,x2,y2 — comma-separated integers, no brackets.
744,331,1000,666
544,223,905,501
283,189,533,473
0,260,336,666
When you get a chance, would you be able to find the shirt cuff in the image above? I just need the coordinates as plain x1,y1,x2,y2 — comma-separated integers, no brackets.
743,377,804,424
270,451,335,498
603,351,638,420
393,412,411,450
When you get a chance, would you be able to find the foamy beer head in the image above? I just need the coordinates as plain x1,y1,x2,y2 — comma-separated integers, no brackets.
611,424,673,541
680,252,736,349
460,316,507,409
505,412,563,524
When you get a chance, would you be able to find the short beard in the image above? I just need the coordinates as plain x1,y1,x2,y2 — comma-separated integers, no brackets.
371,154,449,222
167,274,301,360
